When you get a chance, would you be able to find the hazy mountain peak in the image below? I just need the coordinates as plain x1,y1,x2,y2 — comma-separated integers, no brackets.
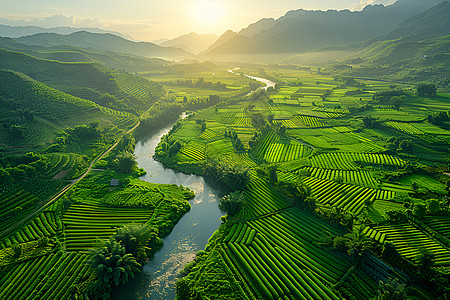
161,32,218,54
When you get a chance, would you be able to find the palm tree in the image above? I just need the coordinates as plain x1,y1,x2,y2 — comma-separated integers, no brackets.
114,224,158,264
87,238,141,286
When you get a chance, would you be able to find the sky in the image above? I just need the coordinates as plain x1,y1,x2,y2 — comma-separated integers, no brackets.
0,0,396,41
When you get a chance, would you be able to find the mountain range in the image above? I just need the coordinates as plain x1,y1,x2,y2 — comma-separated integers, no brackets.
0,24,133,40
203,0,446,56
15,31,194,60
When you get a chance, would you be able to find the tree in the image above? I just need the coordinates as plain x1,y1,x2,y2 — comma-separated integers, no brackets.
114,224,159,264
116,151,137,173
417,83,437,97
268,165,278,184
427,199,440,215
169,141,182,157
390,95,406,111
267,114,274,124
332,229,374,268
219,191,245,216
279,125,286,135
418,247,435,268
374,278,407,300
413,203,427,219
87,238,141,286
362,116,379,128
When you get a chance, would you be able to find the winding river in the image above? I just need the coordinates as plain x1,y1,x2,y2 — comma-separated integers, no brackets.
113,74,277,300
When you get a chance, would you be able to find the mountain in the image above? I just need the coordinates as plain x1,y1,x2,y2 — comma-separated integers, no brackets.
204,0,444,56
238,18,276,37
202,30,240,54
387,1,450,39
0,24,132,39
161,32,218,54
16,31,193,60
0,36,168,73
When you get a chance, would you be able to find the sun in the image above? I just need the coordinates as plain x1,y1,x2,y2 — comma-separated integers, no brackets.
190,1,226,25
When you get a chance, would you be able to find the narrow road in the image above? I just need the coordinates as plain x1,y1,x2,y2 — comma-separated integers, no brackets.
0,121,140,239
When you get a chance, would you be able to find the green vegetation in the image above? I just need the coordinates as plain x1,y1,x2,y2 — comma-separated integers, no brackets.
1,17,449,299
150,66,450,299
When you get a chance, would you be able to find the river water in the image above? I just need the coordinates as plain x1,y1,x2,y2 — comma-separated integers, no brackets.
113,73,277,300
112,120,225,300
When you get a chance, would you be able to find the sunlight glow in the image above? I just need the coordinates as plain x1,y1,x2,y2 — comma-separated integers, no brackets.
189,1,227,25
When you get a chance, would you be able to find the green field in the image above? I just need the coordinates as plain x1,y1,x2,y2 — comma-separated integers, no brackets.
154,66,450,299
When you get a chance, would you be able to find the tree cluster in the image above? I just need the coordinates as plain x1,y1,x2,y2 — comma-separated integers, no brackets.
157,136,183,158
86,224,161,298
163,78,228,91
195,119,206,132
224,129,244,152
203,160,250,191
386,137,413,153
428,111,449,127
248,131,262,152
417,83,437,97
372,90,406,104
219,191,245,216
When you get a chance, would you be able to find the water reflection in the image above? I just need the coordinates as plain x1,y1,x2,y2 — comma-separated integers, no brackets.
112,121,224,300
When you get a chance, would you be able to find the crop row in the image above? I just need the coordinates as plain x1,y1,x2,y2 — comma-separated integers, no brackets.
362,226,387,244
303,177,376,215
198,129,221,141
423,216,450,240
239,175,290,218
263,142,310,163
275,119,298,128
0,190,39,221
62,203,151,251
385,121,424,135
180,140,206,161
44,153,81,178
223,223,256,245
216,153,258,169
0,251,91,300
295,115,325,127
206,139,234,158
304,167,379,188
310,152,404,170
115,73,163,103
248,208,349,285
0,212,61,249
225,237,340,300
372,223,450,265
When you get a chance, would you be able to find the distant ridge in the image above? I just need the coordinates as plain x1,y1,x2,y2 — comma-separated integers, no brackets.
0,24,132,40
161,32,218,54
16,31,194,60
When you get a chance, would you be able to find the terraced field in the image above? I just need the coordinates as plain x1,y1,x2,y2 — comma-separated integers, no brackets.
0,251,92,300
62,203,152,252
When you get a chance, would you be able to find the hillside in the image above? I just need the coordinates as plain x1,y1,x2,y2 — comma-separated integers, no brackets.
0,49,164,113
16,31,193,60
204,0,443,56
0,36,168,73
0,70,137,147
336,34,450,84
387,1,450,39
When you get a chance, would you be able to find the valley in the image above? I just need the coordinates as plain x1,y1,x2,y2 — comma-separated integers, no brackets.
0,0,449,299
